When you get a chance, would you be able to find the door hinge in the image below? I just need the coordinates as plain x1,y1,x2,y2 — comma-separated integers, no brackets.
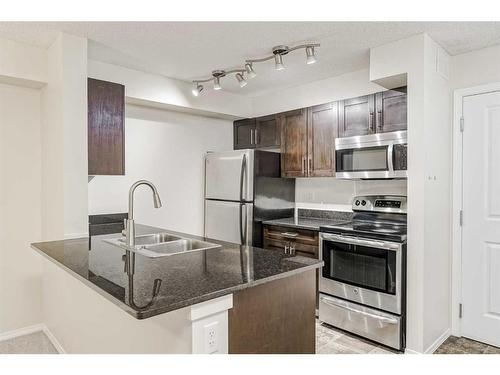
459,210,463,226
459,303,463,318
460,117,464,132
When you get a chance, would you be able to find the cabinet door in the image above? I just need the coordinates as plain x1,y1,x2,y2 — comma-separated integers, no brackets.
233,118,256,150
307,102,338,177
338,94,375,137
88,78,125,175
255,114,280,148
375,87,407,133
279,109,308,178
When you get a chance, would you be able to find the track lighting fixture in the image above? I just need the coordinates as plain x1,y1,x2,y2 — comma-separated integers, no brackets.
245,63,257,79
306,46,317,65
236,73,247,87
191,82,203,96
191,42,319,96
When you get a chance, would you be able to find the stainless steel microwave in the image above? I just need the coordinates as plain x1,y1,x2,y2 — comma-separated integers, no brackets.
335,131,407,179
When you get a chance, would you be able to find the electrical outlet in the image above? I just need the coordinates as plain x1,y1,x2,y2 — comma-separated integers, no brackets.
204,322,218,354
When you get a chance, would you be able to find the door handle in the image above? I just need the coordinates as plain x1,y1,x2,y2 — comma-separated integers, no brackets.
239,153,247,202
239,203,247,245
320,296,398,324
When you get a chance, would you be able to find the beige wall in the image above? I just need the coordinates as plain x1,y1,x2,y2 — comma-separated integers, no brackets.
0,83,43,333
450,44,500,90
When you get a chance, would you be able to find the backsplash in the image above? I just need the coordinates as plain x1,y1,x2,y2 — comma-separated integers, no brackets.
295,178,407,212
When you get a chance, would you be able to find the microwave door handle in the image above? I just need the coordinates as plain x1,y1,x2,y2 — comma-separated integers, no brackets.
387,143,394,173
320,296,398,325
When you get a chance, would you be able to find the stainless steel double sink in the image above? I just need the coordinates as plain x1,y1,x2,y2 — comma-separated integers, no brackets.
105,232,221,258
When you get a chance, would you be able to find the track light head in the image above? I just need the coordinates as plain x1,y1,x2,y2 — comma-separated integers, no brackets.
306,46,317,65
236,73,247,88
191,82,203,96
212,70,225,90
245,63,257,79
272,45,288,71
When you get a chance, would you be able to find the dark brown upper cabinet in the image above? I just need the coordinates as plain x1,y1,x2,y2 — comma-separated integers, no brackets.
234,118,256,149
279,109,308,178
233,115,279,150
375,87,407,133
338,94,376,137
255,115,280,148
88,78,125,175
307,102,338,177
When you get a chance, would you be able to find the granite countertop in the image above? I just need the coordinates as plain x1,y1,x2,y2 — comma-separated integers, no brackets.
263,209,353,231
31,224,322,319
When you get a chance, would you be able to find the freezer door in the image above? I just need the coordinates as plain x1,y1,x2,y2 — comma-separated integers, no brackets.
204,200,253,245
205,150,254,202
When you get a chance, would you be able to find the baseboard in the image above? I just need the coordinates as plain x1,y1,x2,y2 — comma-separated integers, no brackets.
0,324,46,342
424,329,451,354
42,325,66,354
0,323,66,354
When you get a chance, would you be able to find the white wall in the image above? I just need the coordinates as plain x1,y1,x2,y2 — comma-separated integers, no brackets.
0,83,43,333
88,105,233,235
41,33,88,240
450,44,500,89
252,69,383,116
88,60,252,119
295,178,407,212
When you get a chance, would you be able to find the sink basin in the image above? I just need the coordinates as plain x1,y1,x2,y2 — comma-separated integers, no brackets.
117,233,181,246
138,239,221,258
106,233,221,258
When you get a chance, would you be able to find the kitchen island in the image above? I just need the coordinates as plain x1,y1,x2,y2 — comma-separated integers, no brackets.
32,224,321,354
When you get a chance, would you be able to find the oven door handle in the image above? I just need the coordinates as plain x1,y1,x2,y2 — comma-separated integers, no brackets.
321,233,400,249
320,296,398,324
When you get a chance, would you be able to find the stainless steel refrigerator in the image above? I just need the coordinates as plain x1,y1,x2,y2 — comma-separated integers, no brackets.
204,149,295,247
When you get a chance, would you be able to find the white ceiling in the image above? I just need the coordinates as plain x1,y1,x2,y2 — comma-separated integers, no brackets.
1,22,500,96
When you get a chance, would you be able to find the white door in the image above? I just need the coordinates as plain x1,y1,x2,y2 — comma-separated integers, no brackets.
204,200,253,245
205,150,254,202
462,91,500,347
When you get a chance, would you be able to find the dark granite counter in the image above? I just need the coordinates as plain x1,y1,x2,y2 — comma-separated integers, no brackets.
31,224,321,319
263,209,352,231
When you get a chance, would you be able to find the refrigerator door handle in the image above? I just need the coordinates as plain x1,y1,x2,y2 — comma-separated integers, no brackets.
239,203,248,245
239,153,247,202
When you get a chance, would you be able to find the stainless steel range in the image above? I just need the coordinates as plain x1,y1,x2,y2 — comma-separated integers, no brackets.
318,195,407,351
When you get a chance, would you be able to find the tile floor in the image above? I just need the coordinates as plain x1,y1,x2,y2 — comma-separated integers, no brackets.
0,331,58,354
434,336,500,354
316,320,397,354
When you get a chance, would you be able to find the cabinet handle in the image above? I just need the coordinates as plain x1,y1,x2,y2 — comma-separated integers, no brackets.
302,157,306,173
255,128,259,145
377,110,383,131
250,129,254,145
369,112,375,132
308,157,312,175
281,232,299,238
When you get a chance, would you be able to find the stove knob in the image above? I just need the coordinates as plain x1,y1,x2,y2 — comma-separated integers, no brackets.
355,200,360,206
361,200,366,206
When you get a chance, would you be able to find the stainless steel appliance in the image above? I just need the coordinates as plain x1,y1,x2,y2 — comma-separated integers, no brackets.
319,195,407,351
335,131,407,179
204,149,295,247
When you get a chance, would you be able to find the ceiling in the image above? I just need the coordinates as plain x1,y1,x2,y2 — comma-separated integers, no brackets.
1,22,500,96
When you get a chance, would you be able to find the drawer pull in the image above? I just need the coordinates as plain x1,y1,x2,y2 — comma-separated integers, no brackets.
320,296,398,324
280,232,299,238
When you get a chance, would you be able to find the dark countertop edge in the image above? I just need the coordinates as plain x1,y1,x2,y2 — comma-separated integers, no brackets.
31,242,323,320
262,218,326,231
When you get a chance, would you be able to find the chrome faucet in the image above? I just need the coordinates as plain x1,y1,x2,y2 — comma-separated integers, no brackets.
123,180,162,247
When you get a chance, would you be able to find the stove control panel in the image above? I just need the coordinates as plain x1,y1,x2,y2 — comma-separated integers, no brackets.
352,195,407,214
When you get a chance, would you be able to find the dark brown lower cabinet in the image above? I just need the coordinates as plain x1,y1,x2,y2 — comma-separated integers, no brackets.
228,270,316,354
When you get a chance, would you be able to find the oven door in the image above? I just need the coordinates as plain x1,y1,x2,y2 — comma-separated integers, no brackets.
319,233,402,314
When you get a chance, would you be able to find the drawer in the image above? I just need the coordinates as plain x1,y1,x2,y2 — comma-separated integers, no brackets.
264,224,319,258
319,294,403,351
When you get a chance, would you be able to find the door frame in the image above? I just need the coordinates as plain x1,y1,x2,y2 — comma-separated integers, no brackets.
451,81,500,337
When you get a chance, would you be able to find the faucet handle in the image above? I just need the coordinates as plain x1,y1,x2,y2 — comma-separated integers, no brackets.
122,219,128,236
